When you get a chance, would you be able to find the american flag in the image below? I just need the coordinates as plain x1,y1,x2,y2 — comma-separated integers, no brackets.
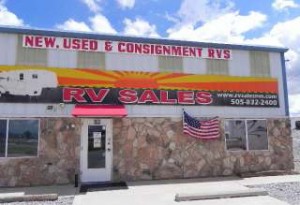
183,111,220,139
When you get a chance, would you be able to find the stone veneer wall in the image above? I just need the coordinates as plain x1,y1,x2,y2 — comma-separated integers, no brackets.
0,118,81,187
0,117,293,186
113,118,293,181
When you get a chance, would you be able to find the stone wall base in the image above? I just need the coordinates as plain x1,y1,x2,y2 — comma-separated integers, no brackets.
113,118,294,181
0,118,81,187
0,117,294,187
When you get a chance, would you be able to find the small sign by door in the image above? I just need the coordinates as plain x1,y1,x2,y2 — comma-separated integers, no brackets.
93,132,102,148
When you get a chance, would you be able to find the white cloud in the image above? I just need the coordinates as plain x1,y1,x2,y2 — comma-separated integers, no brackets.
167,0,267,43
0,2,24,26
167,11,267,43
123,18,159,37
167,0,300,116
78,0,118,34
89,14,117,34
245,16,300,116
56,14,117,34
272,0,299,11
81,0,102,13
116,0,135,9
268,17,300,49
171,0,234,28
56,19,91,32
289,94,300,116
247,16,300,73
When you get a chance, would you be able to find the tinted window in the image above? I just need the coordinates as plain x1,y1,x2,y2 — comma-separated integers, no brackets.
0,120,7,157
7,120,39,157
225,120,247,150
247,120,268,150
296,121,300,130
225,119,268,151
88,125,106,168
19,73,24,80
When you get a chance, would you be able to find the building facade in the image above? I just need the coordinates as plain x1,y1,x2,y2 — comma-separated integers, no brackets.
0,27,293,186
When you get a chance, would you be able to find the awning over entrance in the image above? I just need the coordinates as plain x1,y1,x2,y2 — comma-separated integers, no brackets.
72,105,127,117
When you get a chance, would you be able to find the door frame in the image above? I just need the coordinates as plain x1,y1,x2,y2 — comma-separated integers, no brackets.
80,118,113,183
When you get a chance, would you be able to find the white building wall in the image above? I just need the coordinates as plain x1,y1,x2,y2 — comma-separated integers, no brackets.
125,105,286,118
0,103,74,117
183,57,206,74
269,52,286,115
228,50,250,76
106,53,159,72
48,49,77,68
0,33,287,118
0,34,17,65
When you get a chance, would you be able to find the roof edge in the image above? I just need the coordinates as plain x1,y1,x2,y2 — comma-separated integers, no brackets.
0,26,289,53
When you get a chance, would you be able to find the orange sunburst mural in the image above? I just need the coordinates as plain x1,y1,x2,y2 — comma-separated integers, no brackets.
0,65,278,94
57,69,278,94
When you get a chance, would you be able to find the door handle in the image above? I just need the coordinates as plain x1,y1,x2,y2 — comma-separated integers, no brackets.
107,148,111,152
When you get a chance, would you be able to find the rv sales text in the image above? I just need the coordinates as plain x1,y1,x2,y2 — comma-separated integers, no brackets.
63,88,213,105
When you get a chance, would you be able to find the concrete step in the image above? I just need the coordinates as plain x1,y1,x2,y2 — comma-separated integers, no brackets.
0,193,58,203
175,188,268,201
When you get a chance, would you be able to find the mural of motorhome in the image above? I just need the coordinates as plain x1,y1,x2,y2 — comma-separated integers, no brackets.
0,70,58,97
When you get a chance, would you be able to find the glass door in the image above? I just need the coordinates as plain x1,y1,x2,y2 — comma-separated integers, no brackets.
80,119,112,183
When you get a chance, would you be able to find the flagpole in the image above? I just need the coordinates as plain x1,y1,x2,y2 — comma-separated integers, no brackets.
182,108,184,133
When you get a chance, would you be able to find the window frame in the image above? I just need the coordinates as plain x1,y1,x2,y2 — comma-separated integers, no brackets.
158,55,183,73
206,59,229,75
16,35,48,66
224,118,269,152
77,51,106,69
0,118,40,158
0,119,8,157
249,51,271,77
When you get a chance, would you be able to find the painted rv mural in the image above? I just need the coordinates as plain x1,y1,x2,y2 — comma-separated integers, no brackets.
0,65,280,107
0,70,58,97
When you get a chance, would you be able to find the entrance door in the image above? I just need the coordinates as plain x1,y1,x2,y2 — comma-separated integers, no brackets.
80,119,113,183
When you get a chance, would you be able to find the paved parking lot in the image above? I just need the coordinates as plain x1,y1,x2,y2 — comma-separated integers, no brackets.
72,175,300,205
1,175,300,205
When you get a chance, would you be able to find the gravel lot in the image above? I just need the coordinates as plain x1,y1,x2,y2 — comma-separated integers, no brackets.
245,128,300,205
249,182,300,205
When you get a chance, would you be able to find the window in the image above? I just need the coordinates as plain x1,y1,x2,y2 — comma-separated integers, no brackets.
19,73,24,80
206,59,229,75
0,119,39,157
250,51,270,77
16,35,47,66
247,120,268,150
225,120,247,150
32,74,38,79
0,120,7,157
159,56,183,72
295,121,300,130
225,119,268,151
77,51,106,69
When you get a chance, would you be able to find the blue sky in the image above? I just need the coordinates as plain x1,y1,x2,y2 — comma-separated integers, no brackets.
0,0,300,116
